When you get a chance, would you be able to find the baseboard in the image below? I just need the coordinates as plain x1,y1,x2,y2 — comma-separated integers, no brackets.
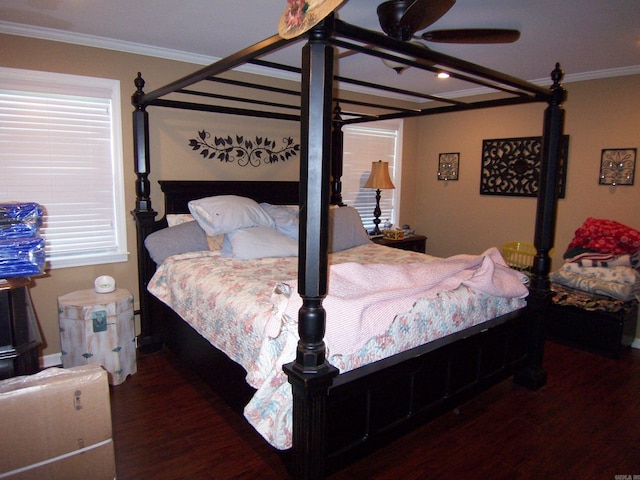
41,352,62,369
632,338,640,350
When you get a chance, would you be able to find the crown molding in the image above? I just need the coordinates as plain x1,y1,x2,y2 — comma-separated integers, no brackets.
0,20,219,65
0,20,300,82
2,20,639,103
435,64,640,101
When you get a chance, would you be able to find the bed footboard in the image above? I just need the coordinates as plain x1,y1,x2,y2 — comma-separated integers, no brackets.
321,309,529,473
153,296,530,477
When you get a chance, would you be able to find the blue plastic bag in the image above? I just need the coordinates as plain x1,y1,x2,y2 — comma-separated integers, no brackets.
0,203,43,240
0,237,46,278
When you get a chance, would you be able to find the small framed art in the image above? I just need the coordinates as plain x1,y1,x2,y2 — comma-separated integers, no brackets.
437,152,459,181
599,148,636,186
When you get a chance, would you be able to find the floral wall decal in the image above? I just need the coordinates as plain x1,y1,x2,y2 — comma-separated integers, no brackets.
188,130,300,167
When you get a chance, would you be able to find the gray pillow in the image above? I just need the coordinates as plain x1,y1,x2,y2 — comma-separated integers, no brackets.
144,221,208,264
226,226,298,260
328,206,372,253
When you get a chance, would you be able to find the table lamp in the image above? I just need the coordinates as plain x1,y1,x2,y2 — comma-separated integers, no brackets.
363,160,395,235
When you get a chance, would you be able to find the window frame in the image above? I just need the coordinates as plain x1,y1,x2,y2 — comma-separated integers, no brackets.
342,118,403,232
0,67,128,269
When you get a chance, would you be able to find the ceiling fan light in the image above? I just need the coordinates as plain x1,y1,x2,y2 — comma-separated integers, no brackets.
381,58,410,74
378,41,429,74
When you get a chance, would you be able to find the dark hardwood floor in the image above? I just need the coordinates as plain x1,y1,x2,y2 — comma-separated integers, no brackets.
110,340,640,479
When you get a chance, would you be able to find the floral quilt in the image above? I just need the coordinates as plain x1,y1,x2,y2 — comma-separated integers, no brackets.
148,243,526,449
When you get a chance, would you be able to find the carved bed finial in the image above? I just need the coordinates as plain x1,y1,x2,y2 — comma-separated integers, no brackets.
132,73,146,109
549,63,567,106
134,72,145,92
332,102,342,118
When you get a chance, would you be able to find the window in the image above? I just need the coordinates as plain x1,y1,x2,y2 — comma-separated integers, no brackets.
342,119,402,232
0,67,127,268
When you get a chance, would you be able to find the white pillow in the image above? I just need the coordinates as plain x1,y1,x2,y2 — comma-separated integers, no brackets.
227,226,298,260
260,203,299,240
188,195,275,236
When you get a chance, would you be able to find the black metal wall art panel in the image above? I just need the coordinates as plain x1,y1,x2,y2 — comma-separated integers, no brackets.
480,136,569,197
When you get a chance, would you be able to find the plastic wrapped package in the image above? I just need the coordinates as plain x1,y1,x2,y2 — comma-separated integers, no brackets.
0,237,45,278
0,203,43,240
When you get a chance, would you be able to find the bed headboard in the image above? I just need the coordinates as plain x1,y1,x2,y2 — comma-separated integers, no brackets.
158,180,300,215
136,179,300,351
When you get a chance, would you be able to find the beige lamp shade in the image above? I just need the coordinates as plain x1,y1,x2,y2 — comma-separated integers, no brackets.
364,161,395,190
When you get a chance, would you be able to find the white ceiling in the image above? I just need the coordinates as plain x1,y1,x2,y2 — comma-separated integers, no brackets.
1,0,639,98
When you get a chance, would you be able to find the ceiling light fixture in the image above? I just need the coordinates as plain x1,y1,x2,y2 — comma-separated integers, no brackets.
378,41,431,75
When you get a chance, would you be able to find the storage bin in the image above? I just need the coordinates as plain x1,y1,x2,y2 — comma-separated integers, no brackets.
58,288,136,385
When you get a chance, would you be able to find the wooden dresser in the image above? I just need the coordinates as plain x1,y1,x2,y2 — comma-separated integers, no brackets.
0,277,40,379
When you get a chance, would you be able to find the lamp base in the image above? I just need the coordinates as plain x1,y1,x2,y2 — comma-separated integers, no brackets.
370,189,383,237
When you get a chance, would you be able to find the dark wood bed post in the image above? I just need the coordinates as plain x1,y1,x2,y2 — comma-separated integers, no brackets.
515,64,567,390
283,18,339,480
131,73,161,352
330,103,345,205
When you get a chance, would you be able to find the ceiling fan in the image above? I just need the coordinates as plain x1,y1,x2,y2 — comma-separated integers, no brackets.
339,0,520,71
376,0,520,44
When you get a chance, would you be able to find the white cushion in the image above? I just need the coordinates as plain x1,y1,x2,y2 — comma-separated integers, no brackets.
188,195,274,236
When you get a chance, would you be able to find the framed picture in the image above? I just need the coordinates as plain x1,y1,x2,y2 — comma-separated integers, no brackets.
437,152,459,181
480,135,569,197
599,148,636,186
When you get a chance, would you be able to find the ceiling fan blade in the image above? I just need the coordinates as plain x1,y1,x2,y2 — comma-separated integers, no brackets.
377,0,454,41
421,28,521,44
402,0,456,33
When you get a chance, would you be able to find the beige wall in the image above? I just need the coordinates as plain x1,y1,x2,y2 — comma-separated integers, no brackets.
2,34,639,359
1,34,212,359
411,75,640,268
1,34,302,359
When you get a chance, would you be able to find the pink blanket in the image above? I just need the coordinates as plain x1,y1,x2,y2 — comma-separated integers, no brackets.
272,247,529,356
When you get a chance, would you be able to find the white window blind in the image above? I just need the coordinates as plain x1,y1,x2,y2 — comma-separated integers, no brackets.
0,67,127,268
342,120,402,232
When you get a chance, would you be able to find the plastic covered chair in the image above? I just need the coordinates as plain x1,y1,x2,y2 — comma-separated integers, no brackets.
501,241,536,272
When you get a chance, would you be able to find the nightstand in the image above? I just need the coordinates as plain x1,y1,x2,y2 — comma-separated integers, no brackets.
371,234,427,253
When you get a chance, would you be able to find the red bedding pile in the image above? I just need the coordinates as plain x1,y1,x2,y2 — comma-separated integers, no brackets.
565,217,640,257
553,218,640,303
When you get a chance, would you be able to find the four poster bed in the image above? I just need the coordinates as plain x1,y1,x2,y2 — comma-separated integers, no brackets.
131,11,566,480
